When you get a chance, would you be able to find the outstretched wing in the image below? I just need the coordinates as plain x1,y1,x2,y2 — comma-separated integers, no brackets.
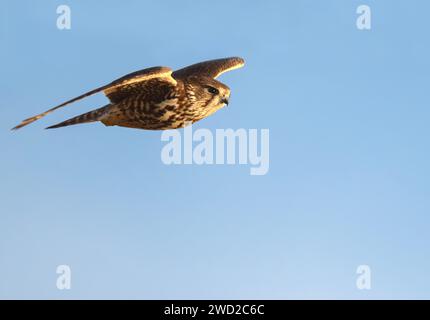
12,66,176,130
172,57,245,80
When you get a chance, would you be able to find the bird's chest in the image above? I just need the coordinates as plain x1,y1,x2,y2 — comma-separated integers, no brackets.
152,101,206,129
150,93,208,128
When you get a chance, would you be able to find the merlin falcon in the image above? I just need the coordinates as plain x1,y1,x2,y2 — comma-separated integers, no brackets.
12,57,245,131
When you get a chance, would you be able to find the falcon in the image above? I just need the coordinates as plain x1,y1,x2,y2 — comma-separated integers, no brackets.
12,57,245,130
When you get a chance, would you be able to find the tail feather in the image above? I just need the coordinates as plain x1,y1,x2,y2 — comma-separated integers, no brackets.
11,84,111,130
45,105,109,129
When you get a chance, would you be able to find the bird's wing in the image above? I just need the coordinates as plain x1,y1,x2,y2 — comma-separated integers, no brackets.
12,66,176,130
172,57,245,80
103,67,176,103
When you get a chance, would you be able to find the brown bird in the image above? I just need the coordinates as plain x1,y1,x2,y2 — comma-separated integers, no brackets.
12,57,245,131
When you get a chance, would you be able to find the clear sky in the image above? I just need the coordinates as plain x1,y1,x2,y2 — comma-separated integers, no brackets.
1,0,430,299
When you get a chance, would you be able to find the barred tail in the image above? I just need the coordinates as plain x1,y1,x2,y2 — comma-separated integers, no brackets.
45,105,109,129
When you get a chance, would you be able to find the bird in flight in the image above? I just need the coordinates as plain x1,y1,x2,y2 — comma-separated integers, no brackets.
12,57,245,131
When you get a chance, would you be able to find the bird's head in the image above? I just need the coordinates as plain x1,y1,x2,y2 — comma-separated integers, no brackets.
186,76,231,117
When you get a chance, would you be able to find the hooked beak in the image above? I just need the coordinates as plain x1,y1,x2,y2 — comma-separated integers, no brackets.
221,97,229,106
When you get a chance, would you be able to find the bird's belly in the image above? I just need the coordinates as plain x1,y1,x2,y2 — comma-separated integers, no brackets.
102,104,204,130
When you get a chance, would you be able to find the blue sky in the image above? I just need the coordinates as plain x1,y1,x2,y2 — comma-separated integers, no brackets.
1,0,430,299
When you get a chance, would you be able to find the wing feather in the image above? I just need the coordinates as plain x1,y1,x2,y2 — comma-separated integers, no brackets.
172,57,245,80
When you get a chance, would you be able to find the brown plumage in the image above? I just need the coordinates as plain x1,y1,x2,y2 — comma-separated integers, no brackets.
12,57,245,131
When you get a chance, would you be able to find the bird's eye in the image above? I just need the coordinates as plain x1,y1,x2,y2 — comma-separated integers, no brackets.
207,87,219,95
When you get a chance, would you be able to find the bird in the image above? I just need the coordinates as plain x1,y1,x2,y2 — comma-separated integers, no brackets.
12,57,245,131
